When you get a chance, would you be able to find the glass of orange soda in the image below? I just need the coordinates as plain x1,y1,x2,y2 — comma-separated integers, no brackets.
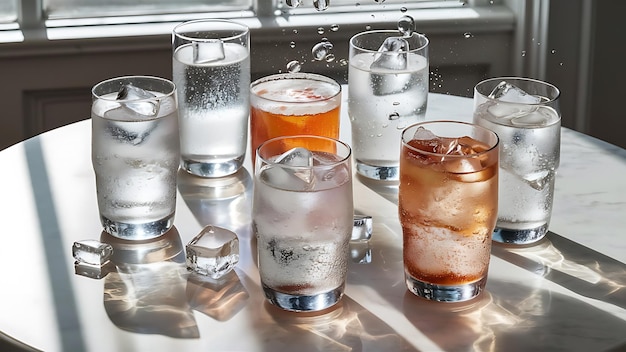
399,120,499,302
250,72,342,162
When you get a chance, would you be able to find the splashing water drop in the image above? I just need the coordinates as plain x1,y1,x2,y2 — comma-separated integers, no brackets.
287,61,302,73
365,25,372,30
312,41,333,61
551,49,556,54
325,53,335,62
293,29,298,34
339,58,348,66
289,41,296,49
330,24,339,32
285,0,302,8
317,27,325,35
400,7,408,13
374,0,386,3
398,15,415,37
313,0,329,11
521,50,526,57
464,32,473,39
388,112,400,120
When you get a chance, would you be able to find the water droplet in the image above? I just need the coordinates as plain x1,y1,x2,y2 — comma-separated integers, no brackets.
559,62,563,66
400,7,408,13
293,29,298,34
398,15,415,36
365,25,372,30
339,58,348,66
374,0,386,3
290,41,296,48
330,24,339,32
464,32,473,39
287,60,301,73
355,2,360,6
325,53,335,62
313,0,329,11
312,41,333,61
317,27,325,35
521,50,526,57
388,112,400,120
285,0,302,8
551,49,556,54
392,101,400,106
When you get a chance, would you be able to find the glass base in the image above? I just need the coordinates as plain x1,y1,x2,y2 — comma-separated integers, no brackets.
405,272,487,302
262,283,344,312
101,213,174,241
492,223,548,245
182,156,244,178
356,161,398,181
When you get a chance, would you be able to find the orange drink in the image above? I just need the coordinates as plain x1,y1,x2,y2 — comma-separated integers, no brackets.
250,73,341,161
399,121,499,302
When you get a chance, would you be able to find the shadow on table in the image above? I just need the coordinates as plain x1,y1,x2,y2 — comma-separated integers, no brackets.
491,231,626,309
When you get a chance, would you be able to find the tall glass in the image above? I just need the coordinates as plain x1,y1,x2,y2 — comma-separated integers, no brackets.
249,72,342,162
348,29,429,181
473,77,561,244
172,19,250,178
91,76,180,240
400,121,499,302
253,135,353,312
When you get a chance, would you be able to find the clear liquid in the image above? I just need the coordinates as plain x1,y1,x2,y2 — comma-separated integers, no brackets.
253,156,353,296
91,92,180,237
474,102,560,230
173,43,250,165
348,52,428,168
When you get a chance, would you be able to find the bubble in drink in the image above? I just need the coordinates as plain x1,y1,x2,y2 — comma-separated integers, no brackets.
193,40,226,64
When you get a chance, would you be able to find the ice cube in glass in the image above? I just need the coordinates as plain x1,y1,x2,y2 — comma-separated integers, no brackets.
186,225,239,279
193,40,225,64
116,84,160,117
488,81,542,104
72,240,113,266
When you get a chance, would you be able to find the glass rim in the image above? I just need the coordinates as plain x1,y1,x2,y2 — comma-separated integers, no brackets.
474,76,561,105
172,18,249,42
256,134,352,169
250,72,342,104
401,120,499,159
349,30,429,53
91,75,176,102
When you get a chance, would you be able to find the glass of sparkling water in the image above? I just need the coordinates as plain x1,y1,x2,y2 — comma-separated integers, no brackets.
172,19,250,178
91,76,180,240
473,77,561,245
348,29,429,181
253,135,353,312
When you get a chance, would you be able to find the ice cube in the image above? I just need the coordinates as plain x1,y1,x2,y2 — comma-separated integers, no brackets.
72,240,113,266
371,37,409,70
412,126,437,141
116,84,160,117
510,106,558,127
489,81,542,104
193,40,225,64
522,170,552,191
274,147,315,186
351,215,373,242
186,225,239,279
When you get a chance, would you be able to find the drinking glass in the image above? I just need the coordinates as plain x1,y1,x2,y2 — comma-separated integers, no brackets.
348,29,429,181
400,121,499,302
473,77,561,244
172,19,250,178
249,72,342,162
253,135,353,312
91,76,180,240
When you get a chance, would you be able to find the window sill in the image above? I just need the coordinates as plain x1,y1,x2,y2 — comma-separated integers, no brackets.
0,5,514,58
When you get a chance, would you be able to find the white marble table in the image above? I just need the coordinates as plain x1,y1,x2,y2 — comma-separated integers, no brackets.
0,93,624,352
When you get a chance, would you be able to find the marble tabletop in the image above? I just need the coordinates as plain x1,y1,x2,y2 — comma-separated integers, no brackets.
0,93,624,352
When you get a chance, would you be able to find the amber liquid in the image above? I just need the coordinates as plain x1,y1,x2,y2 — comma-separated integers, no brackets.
250,105,340,163
399,137,498,286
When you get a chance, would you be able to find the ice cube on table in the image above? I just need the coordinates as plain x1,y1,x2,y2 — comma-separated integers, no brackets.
193,40,225,64
351,215,373,242
350,241,372,264
72,240,113,266
186,225,239,280
370,37,409,70
488,81,542,104
116,84,160,117
75,261,114,280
